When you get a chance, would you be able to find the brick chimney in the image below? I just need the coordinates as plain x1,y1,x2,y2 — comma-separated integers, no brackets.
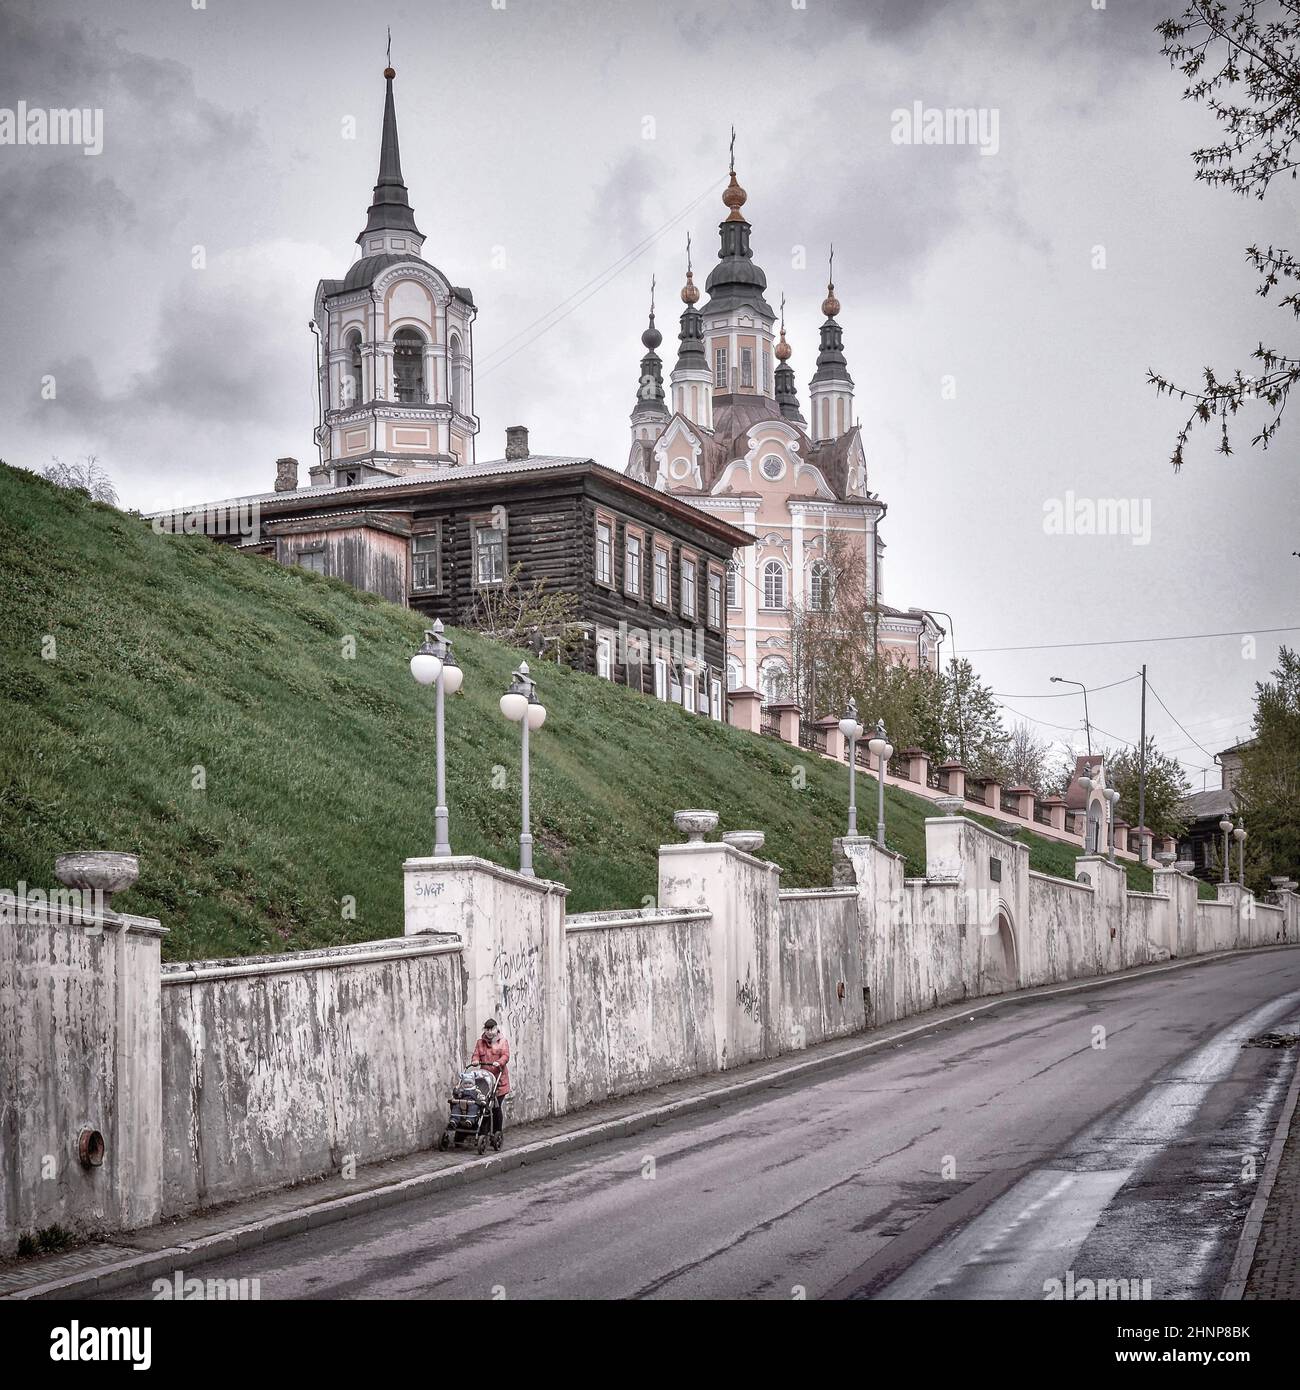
505,426,529,461
274,457,298,492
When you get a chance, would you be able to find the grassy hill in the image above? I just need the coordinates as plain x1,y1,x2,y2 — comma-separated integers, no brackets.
0,462,1164,961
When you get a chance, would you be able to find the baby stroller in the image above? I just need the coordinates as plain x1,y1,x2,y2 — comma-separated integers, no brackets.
438,1063,505,1155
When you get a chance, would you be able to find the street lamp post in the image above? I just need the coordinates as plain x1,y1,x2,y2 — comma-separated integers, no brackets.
838,698,864,836
867,719,895,850
1234,819,1247,887
1106,786,1121,863
1219,816,1234,886
500,660,546,876
410,619,464,857
1049,676,1092,759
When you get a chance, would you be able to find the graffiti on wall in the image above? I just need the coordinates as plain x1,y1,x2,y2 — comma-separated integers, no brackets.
736,964,761,1020
494,944,541,1029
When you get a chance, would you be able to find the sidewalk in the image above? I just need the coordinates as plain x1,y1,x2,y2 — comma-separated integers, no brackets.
1239,1038,1300,1299
2,942,1295,1301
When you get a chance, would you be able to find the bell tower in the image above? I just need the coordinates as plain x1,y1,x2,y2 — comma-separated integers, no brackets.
310,58,479,486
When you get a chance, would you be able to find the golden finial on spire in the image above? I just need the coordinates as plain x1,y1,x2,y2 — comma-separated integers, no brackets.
775,291,792,361
821,245,840,317
681,232,699,304
723,126,747,221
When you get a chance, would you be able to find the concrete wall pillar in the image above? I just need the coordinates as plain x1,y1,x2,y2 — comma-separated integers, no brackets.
1076,855,1128,971
1152,866,1198,958
0,894,165,1253
940,762,966,798
727,687,762,735
404,855,569,1122
657,840,781,1068
771,700,801,746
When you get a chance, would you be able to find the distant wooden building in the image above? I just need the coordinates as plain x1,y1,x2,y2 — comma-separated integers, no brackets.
220,433,750,717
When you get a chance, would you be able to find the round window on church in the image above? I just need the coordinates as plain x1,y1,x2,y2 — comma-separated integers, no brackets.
760,454,784,482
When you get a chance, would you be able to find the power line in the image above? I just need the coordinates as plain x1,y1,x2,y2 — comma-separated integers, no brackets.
990,675,1140,700
476,178,725,379
1144,677,1220,764
964,624,1299,655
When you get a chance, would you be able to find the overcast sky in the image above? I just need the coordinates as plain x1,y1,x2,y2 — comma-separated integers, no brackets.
3,0,1297,785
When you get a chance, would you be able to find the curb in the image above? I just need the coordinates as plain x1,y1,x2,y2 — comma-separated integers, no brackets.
1220,1031,1300,1300
8,940,1298,1301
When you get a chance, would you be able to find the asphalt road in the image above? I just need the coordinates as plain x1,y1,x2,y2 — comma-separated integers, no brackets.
102,950,1300,1301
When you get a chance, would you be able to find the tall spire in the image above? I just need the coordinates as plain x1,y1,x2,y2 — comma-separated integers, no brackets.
670,234,713,430
357,45,422,246
675,234,707,375
809,246,854,441
630,276,668,436
812,247,851,383
774,292,805,425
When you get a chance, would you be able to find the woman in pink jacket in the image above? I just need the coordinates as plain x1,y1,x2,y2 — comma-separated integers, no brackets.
470,1018,511,1137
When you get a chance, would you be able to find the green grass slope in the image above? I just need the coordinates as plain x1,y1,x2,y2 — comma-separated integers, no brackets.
0,463,1161,961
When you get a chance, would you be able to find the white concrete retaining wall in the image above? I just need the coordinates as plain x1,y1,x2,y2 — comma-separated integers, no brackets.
159,936,463,1218
777,889,864,1049
4,831,1296,1251
564,908,716,1108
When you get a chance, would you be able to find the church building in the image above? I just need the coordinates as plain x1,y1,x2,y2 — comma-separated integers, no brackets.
625,152,942,704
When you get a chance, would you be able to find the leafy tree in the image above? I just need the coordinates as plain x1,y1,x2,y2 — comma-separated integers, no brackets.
1002,721,1072,797
940,658,1010,781
1149,2,1300,477
42,454,118,506
1101,738,1191,840
1237,646,1300,888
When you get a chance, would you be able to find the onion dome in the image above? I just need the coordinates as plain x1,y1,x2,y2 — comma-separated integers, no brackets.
642,313,663,351
775,326,792,362
681,268,700,305
822,281,841,317
722,171,748,223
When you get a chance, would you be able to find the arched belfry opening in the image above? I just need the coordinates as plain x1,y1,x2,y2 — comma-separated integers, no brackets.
393,327,426,404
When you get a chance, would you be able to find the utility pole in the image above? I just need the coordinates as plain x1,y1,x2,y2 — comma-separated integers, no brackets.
1138,664,1148,864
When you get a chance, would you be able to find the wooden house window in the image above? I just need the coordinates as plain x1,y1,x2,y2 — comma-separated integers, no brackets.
680,554,697,619
710,677,723,721
653,542,671,607
624,532,642,597
295,547,326,576
411,530,441,593
684,668,697,714
707,568,723,630
596,631,613,680
594,516,613,587
653,658,668,702
474,522,506,586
